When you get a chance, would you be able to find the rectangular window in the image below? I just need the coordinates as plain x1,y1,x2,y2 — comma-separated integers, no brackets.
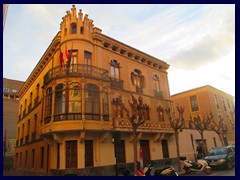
41,147,44,168
32,149,35,168
214,94,220,109
71,51,78,65
190,95,199,112
84,51,92,65
161,140,169,158
3,86,9,92
221,97,227,111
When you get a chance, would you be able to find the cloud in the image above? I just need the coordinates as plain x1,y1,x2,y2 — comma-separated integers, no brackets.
167,5,235,69
3,4,235,97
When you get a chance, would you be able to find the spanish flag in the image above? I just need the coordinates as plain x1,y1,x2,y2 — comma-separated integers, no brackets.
65,45,69,61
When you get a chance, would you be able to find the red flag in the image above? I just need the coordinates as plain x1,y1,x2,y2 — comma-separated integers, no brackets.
59,48,64,68
65,45,69,61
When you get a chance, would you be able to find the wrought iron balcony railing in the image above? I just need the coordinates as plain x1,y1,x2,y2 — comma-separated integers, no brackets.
110,77,124,89
114,118,172,131
154,90,164,99
44,64,109,85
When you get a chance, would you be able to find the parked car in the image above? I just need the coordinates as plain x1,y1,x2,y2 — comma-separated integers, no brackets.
204,146,235,170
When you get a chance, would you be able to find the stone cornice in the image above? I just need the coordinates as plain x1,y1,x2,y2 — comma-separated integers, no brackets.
92,31,170,71
18,32,61,98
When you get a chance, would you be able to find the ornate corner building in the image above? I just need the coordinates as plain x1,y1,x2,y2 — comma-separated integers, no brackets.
15,5,182,175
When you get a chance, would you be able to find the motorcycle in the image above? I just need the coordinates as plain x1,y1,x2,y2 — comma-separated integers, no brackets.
183,159,212,175
137,161,179,176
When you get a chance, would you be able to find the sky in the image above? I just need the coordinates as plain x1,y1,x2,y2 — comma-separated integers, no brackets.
3,4,235,97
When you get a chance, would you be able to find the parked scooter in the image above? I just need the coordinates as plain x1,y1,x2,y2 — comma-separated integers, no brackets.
137,161,179,176
182,158,212,175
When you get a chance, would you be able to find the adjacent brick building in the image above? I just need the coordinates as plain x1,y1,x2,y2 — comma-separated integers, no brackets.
3,78,24,169
171,85,235,160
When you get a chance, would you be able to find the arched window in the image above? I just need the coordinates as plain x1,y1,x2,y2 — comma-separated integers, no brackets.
110,60,120,80
102,88,109,121
131,69,144,93
55,84,66,115
71,23,77,34
68,83,81,113
45,87,52,124
85,84,100,120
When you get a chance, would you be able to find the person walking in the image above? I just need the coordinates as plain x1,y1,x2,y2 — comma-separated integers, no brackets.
196,143,204,159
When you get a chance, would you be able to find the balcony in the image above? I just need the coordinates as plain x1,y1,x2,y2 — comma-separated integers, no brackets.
154,90,164,99
43,64,109,85
41,113,112,134
114,118,173,132
110,77,124,89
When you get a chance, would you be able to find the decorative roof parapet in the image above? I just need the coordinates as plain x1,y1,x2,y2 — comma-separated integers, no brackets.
60,5,95,37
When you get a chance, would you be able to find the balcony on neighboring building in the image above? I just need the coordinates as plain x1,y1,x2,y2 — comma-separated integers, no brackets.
43,64,109,85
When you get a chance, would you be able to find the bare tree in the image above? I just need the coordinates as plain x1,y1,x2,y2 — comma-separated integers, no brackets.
112,95,149,176
210,114,227,146
166,106,185,172
128,95,149,175
189,112,212,155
